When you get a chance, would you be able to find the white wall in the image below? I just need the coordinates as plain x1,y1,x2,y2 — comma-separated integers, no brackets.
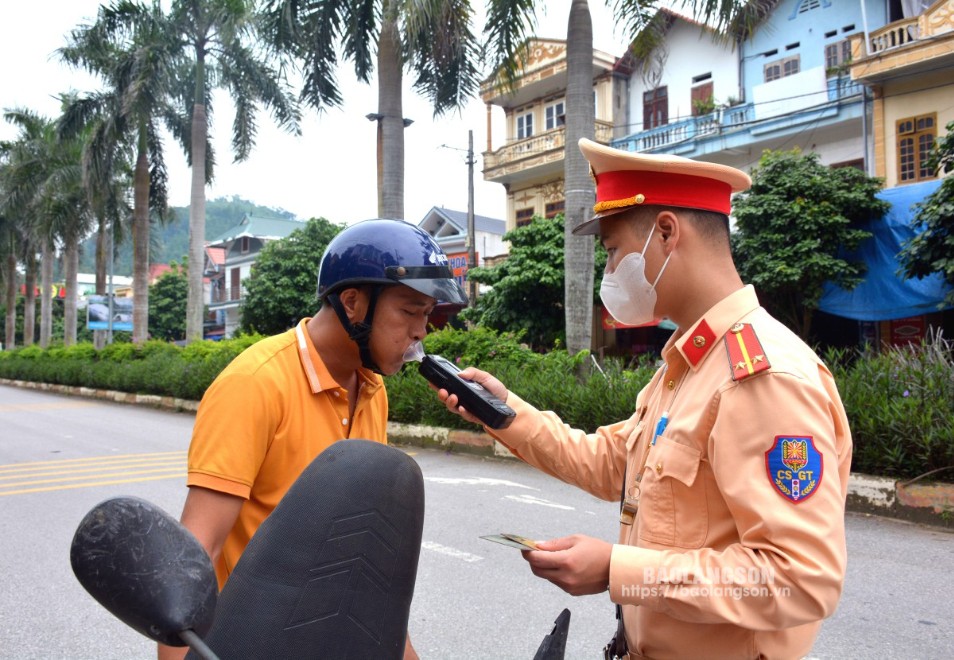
626,20,739,133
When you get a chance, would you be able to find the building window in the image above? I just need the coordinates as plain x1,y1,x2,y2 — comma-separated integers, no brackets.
240,236,250,253
516,111,533,139
897,114,937,183
545,100,565,130
795,0,822,15
825,39,851,70
545,200,565,219
643,86,668,129
230,268,241,301
764,55,800,82
515,208,535,227
691,82,715,116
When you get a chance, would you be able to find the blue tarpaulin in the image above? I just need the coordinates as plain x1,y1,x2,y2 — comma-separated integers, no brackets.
818,179,953,322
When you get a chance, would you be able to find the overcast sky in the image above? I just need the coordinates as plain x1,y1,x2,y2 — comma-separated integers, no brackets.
0,1,631,226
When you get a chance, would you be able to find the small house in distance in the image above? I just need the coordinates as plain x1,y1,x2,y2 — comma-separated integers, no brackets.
416,207,507,326
206,214,306,338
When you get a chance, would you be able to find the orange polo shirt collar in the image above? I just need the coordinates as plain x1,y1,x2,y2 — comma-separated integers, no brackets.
294,318,382,397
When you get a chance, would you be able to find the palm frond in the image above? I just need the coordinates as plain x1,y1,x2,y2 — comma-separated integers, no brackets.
480,0,538,92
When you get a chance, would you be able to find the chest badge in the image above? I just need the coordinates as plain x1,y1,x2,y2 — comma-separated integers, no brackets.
765,436,824,503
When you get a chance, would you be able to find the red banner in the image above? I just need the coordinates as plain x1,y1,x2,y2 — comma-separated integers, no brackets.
888,316,925,346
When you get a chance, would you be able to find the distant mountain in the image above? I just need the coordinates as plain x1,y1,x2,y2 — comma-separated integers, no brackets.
78,196,297,276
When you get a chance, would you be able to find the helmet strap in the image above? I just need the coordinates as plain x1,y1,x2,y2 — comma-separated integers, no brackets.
326,285,385,374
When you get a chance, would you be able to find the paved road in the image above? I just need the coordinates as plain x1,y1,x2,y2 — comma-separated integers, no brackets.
1,384,952,659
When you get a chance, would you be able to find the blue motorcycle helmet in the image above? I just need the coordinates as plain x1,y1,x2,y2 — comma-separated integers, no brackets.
317,219,467,373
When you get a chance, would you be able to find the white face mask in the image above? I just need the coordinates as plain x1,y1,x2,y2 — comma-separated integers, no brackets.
599,224,672,327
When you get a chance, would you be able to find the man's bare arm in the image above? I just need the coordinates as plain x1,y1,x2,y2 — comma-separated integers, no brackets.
157,487,244,660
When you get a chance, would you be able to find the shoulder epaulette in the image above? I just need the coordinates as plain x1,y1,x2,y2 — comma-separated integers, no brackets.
724,322,771,381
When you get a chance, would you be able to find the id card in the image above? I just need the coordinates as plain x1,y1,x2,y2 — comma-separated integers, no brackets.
480,533,540,550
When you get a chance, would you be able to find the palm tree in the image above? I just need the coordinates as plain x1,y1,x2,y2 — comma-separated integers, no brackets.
0,208,21,350
167,0,300,343
3,108,95,346
260,0,482,220
561,0,597,354
1,116,44,349
60,0,177,344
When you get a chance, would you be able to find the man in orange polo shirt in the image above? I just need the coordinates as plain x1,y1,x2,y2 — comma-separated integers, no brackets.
159,219,466,660
437,140,852,659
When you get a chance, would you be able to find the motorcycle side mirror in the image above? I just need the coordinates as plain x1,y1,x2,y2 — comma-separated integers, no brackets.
70,496,218,656
533,608,571,660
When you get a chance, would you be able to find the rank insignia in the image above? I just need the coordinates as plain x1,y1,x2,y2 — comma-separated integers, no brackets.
724,323,771,381
765,436,823,504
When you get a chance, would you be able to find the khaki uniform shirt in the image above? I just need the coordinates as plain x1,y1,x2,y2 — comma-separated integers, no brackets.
490,286,851,659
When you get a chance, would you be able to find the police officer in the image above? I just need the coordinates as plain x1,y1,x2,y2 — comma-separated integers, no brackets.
438,140,852,659
160,219,466,660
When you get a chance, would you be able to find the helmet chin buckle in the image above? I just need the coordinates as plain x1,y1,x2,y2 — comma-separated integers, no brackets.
327,288,384,375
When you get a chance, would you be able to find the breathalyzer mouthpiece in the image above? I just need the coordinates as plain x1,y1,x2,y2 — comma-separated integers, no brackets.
402,341,425,363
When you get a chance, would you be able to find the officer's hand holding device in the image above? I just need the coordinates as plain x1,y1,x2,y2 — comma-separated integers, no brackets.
418,354,516,430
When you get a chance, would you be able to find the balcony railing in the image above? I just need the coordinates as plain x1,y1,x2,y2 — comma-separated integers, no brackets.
210,285,243,305
483,121,614,172
867,18,919,55
611,78,861,154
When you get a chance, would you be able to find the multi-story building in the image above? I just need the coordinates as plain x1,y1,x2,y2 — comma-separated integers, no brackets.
849,0,954,186
818,0,954,346
480,39,621,230
611,1,888,172
480,2,952,354
206,214,306,338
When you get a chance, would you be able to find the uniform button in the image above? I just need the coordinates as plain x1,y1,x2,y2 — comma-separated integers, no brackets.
333,391,340,397
655,463,663,475
667,380,675,390
342,418,348,426
693,335,706,348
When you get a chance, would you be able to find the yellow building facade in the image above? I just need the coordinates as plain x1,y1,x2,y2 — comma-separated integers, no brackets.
480,39,623,231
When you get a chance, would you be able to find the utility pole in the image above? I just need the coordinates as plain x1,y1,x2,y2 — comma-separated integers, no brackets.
466,130,478,305
107,216,114,344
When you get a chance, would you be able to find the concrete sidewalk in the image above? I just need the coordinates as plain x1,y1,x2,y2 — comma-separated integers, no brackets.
5,377,953,530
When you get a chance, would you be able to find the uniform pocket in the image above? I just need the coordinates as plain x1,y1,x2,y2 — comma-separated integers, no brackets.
638,439,709,548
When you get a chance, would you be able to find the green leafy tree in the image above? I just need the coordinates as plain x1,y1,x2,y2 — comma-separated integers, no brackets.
460,216,605,350
898,120,954,308
240,217,343,335
148,261,188,341
731,149,889,340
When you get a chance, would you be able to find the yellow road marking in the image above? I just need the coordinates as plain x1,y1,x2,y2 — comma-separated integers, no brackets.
0,450,188,497
0,473,185,496
0,456,186,478
0,451,187,472
1,466,185,488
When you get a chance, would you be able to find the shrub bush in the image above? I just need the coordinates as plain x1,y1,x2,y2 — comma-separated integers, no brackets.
826,330,954,481
1,326,952,481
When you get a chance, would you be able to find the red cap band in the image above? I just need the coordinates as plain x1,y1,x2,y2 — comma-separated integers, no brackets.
595,170,733,215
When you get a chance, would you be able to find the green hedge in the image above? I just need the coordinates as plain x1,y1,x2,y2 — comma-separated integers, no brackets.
0,335,263,401
825,333,954,482
1,328,951,482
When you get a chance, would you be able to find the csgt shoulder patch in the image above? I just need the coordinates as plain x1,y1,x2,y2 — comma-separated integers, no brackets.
765,436,824,504
724,322,771,381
